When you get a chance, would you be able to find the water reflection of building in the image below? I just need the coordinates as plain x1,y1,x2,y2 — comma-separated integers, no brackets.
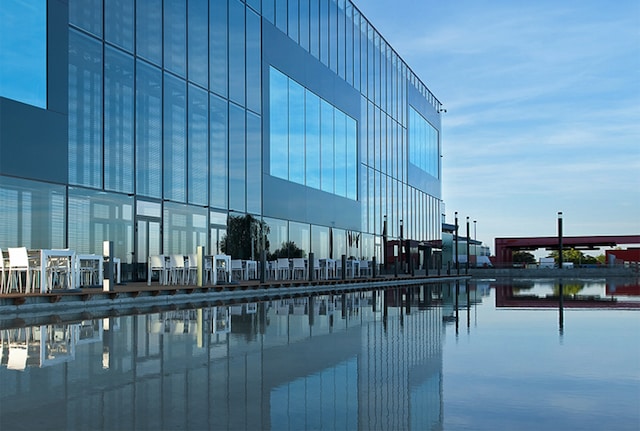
0,288,448,430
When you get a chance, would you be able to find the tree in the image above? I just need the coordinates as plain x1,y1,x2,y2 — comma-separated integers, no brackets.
269,241,305,259
547,248,596,266
220,215,269,260
513,251,536,264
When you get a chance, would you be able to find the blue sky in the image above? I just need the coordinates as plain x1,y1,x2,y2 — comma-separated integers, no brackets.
358,0,640,253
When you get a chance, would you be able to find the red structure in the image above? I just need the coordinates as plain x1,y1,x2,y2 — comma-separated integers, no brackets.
494,235,640,265
606,248,640,265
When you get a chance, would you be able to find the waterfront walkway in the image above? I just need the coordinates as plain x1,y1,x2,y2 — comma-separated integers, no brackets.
0,272,468,325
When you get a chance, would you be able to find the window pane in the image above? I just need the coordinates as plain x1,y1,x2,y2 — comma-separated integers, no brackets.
246,112,262,214
275,0,287,33
136,0,162,65
288,0,299,43
105,0,133,51
263,0,275,24
229,0,246,106
299,0,309,51
163,203,208,254
346,116,357,200
188,0,209,87
334,110,346,197
210,94,228,209
188,85,208,205
164,1,186,76
69,0,102,37
246,8,262,114
0,177,66,250
305,92,320,189
0,0,46,108
104,47,134,194
269,68,289,180
136,61,162,198
210,0,228,97
288,80,305,184
309,0,319,58
320,100,334,193
163,74,187,202
68,30,102,189
229,104,246,212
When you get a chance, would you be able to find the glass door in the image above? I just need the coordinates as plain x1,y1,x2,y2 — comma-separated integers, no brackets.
136,218,161,281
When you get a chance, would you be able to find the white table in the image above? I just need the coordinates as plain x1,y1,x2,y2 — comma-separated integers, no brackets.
40,249,76,293
76,254,104,288
212,254,231,285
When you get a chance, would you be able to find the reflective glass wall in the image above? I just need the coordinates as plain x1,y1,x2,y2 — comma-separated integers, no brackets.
0,0,444,274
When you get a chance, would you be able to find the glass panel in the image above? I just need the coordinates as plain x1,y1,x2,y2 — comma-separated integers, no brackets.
328,0,337,73
275,0,287,33
337,0,346,79
288,80,305,185
409,106,439,178
68,188,134,263
289,221,310,257
136,61,162,199
246,8,262,114
346,116,357,200
229,104,246,212
0,177,66,250
264,217,287,258
163,74,187,202
229,0,246,106
319,0,329,66
311,225,329,259
137,200,162,218
164,0,186,76
246,112,262,215
262,0,275,24
299,0,309,51
68,30,102,189
305,92,320,189
0,0,46,108
320,100,334,193
210,94,228,209
210,0,228,97
288,0,299,42
188,0,209,87
105,0,133,52
309,0,319,58
353,9,360,91
69,0,102,37
104,47,134,194
162,203,208,255
246,0,260,13
332,228,346,259
136,0,162,65
345,1,353,86
334,110,346,198
269,68,289,180
188,85,209,206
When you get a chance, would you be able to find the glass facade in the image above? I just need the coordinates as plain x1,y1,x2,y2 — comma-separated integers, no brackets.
0,0,444,278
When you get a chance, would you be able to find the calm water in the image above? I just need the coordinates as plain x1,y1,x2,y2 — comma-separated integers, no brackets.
1,278,638,430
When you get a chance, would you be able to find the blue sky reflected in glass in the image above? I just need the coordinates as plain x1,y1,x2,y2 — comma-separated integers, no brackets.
0,0,46,108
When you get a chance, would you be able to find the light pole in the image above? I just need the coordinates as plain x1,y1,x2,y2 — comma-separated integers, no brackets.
466,216,470,273
400,219,404,273
558,212,563,269
454,212,459,275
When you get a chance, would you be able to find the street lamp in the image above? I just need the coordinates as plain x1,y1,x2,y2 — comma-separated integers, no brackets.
466,216,470,272
400,219,404,273
454,212,459,275
558,212,563,268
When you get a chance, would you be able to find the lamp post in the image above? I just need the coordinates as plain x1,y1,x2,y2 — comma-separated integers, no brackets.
466,216,470,273
558,212,563,269
383,214,388,271
400,219,404,273
454,212,459,275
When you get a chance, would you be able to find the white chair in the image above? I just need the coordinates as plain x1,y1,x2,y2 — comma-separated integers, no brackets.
231,260,244,281
245,260,258,280
0,248,6,293
360,260,371,277
168,255,186,285
276,258,291,280
291,258,307,280
148,255,167,285
186,254,198,285
7,247,38,293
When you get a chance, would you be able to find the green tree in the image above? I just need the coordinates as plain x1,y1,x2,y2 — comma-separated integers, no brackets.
547,248,592,265
269,241,305,259
220,215,269,260
513,251,536,264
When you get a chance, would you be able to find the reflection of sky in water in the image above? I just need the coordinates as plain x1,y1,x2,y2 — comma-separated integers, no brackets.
0,281,638,430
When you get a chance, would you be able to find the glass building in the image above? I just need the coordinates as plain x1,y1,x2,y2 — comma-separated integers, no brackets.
0,0,444,280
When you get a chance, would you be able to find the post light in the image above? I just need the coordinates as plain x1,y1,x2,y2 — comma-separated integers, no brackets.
558,212,563,269
466,216,470,272
454,212,459,275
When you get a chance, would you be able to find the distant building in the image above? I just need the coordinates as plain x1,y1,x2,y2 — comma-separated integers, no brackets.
0,0,444,280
